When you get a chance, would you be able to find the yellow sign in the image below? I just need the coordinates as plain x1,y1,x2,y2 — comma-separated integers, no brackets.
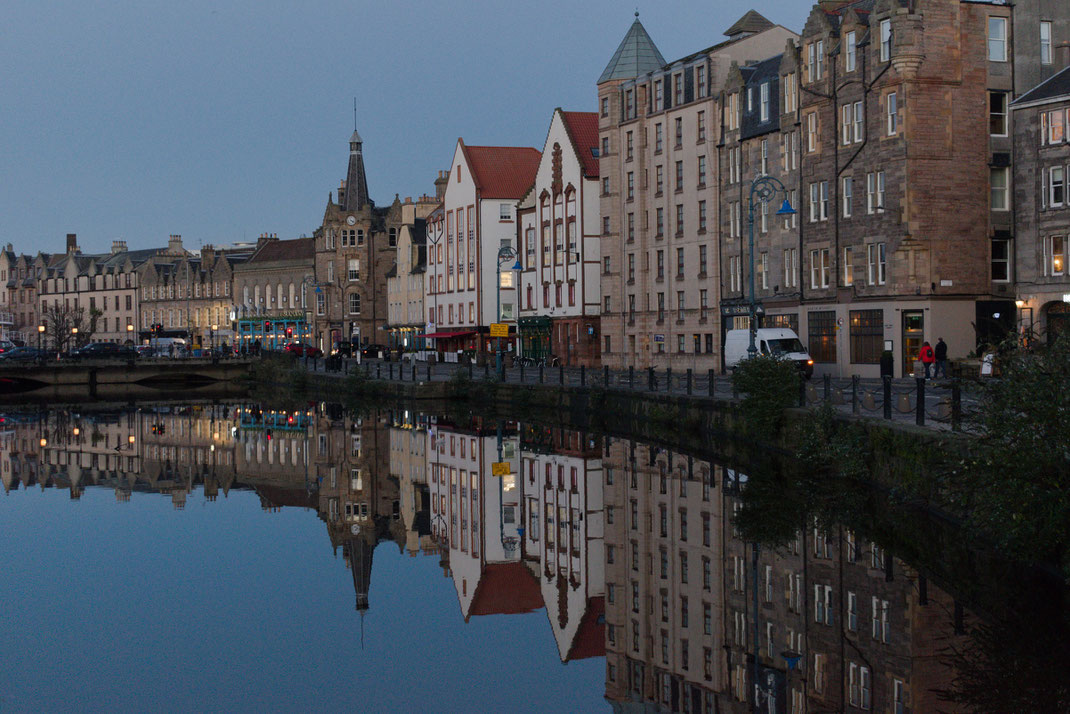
491,462,511,476
489,323,509,338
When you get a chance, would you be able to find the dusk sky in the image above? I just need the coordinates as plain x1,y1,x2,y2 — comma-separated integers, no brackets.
2,1,810,255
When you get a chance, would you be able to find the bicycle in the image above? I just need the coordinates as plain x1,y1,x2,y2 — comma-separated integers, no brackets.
546,355,561,367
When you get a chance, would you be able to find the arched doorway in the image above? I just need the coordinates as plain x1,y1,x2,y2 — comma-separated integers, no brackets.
1045,302,1070,345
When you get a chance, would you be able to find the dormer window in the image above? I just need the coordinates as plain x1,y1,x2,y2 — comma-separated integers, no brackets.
760,82,770,122
846,31,857,72
807,40,825,81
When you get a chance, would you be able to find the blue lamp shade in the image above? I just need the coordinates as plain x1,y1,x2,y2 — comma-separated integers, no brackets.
511,259,523,271
776,199,796,216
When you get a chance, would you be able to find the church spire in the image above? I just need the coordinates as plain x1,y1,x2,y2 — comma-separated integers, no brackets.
342,128,370,211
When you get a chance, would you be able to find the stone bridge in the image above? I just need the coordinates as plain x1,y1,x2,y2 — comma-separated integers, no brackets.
0,358,254,400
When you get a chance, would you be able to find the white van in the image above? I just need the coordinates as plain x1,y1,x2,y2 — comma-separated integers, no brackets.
724,328,814,378
147,338,190,358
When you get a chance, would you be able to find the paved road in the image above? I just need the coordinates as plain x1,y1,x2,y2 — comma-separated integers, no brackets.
298,356,978,432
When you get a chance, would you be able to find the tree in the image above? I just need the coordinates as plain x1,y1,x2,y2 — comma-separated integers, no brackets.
951,335,1070,574
41,303,96,353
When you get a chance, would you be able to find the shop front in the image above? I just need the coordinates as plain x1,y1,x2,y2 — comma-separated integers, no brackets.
237,314,311,353
518,316,551,361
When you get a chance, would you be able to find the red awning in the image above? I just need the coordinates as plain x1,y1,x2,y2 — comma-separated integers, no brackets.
419,330,477,339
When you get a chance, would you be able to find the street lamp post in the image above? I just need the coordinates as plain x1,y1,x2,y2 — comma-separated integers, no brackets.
70,326,78,353
746,174,796,359
494,245,523,377
211,324,218,353
37,324,44,351
126,323,134,345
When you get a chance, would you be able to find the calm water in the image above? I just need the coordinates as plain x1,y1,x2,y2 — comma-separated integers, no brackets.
0,401,1066,713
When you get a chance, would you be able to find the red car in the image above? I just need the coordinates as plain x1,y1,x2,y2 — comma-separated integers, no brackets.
285,342,323,358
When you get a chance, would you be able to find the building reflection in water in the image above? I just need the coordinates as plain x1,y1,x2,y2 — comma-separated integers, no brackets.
1,402,998,712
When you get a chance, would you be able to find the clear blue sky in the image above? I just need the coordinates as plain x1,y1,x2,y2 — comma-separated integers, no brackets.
1,1,810,254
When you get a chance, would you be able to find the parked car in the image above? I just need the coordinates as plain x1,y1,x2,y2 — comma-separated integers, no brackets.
361,343,387,359
723,328,814,378
68,342,138,360
0,340,16,355
284,342,323,358
0,346,48,362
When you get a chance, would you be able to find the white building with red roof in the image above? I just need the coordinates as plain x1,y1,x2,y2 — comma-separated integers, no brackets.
424,139,540,359
516,109,603,366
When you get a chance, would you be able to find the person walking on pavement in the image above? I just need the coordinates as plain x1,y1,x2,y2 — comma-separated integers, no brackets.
934,337,948,378
919,341,935,379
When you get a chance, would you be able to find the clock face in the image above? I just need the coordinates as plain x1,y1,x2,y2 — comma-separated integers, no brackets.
346,216,356,226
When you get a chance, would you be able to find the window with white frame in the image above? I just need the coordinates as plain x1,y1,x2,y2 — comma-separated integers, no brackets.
877,171,886,212
697,65,707,97
854,101,864,142
872,597,890,642
1044,235,1065,276
349,292,361,314
805,112,818,152
810,249,830,289
760,139,768,175
991,167,1010,210
1043,109,1065,144
843,176,854,217
988,17,1008,62
1050,166,1065,206
1041,21,1053,65
989,92,1008,136
842,104,852,145
347,259,359,281
784,73,797,113
760,252,769,289
846,31,857,72
887,92,898,135
843,247,854,286
865,242,886,285
813,583,833,623
760,82,770,122
783,248,797,288
880,19,892,61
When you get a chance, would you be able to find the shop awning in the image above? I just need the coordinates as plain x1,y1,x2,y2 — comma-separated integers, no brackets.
419,330,477,339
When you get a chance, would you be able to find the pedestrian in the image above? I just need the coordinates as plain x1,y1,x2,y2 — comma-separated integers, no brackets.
919,340,935,379
934,337,948,378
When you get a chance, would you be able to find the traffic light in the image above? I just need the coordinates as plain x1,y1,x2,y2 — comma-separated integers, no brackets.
265,429,273,441
264,321,272,330
286,327,293,338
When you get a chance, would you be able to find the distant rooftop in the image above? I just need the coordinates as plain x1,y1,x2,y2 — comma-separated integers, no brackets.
598,14,667,84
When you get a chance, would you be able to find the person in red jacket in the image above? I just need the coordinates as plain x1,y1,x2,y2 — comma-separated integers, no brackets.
919,341,935,379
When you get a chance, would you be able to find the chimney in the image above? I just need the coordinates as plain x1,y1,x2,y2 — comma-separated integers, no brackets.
201,244,216,263
167,234,184,255
1059,42,1070,70
111,240,127,254
66,233,78,254
434,170,449,201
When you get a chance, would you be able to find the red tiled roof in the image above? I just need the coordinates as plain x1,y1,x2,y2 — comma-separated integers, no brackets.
462,143,541,199
560,111,601,179
566,596,606,661
250,237,314,263
468,561,544,618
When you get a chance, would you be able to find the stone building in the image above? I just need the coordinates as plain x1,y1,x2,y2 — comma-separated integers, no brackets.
385,198,433,353
597,13,796,371
424,140,541,359
766,0,1021,378
1013,66,1070,342
231,235,315,351
517,109,603,366
138,241,250,350
0,249,47,344
38,233,165,348
314,130,413,353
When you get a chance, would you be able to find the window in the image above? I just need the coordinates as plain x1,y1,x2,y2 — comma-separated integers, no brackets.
872,597,890,642
807,39,825,82
676,204,684,235
656,165,664,194
674,161,683,191
760,139,768,175
867,242,887,285
783,248,798,288
989,92,1008,136
674,118,682,147
843,176,853,217
880,19,892,62
348,293,361,314
626,131,633,160
674,74,683,105
698,201,707,232
600,97,608,117
654,80,664,111
759,252,769,289
697,155,706,186
696,66,707,97
813,584,832,624
843,247,853,286
760,82,770,121
697,111,706,140
1050,166,1065,206
698,244,707,275
846,31,857,72
894,680,907,714
848,591,859,631
808,311,836,363
627,172,634,200
842,104,852,145
809,181,829,222
992,238,1012,281
988,17,1007,62
783,73,797,113
1044,109,1066,144
347,259,360,281
887,92,898,135
854,101,864,142
809,248,829,288
991,167,1009,210
1041,21,1053,65
806,111,818,153
1047,235,1066,276
850,309,883,363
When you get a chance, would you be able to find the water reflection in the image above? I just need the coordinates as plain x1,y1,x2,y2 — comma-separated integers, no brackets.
0,401,1064,711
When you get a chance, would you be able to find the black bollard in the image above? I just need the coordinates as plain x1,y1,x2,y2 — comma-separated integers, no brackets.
603,365,609,388
951,379,961,432
883,375,892,420
916,377,925,426
851,374,860,414
708,369,715,397
580,365,586,387
686,368,692,395
823,373,831,401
